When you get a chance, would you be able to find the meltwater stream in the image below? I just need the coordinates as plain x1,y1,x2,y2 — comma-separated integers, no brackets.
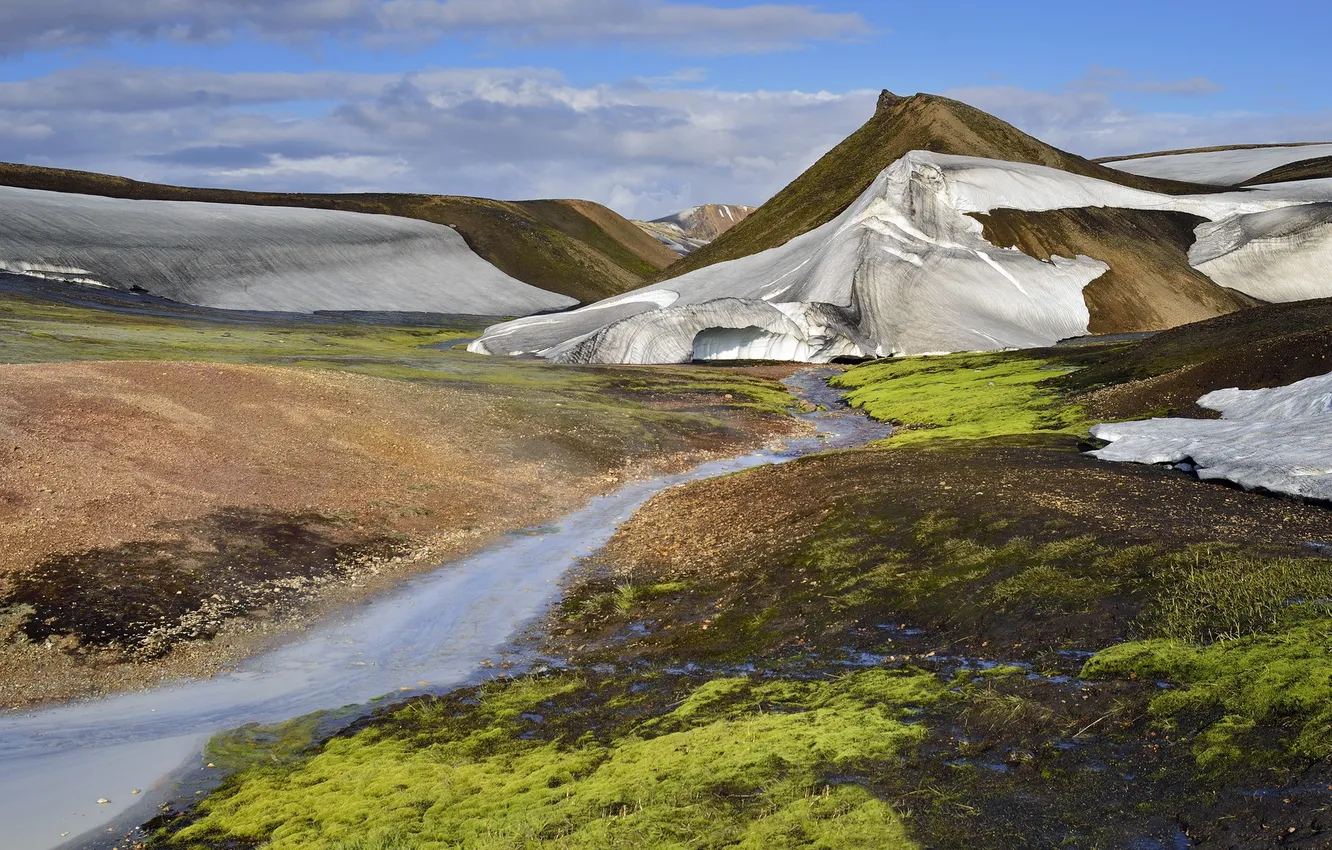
0,369,890,850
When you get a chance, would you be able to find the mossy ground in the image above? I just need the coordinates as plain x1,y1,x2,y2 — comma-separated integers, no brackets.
163,669,940,849
830,351,1090,445
0,289,795,424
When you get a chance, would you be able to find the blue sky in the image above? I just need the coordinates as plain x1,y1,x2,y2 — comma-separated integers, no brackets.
1,0,1328,218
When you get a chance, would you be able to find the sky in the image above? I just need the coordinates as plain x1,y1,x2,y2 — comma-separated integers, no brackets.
1,0,1329,219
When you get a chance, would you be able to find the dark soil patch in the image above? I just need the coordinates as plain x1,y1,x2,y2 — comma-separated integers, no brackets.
4,508,409,658
553,439,1332,667
1056,297,1332,419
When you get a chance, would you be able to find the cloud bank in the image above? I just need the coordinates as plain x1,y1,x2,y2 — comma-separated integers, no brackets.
0,0,871,54
1,63,1329,219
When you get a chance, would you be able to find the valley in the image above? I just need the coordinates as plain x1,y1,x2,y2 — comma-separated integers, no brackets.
3,81,1332,850
127,306,1332,849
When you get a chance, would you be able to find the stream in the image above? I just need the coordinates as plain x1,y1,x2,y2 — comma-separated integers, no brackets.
0,368,890,850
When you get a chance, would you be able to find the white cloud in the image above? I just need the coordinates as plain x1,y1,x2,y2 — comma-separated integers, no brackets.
1074,66,1223,98
0,0,870,54
944,82,1332,158
0,63,876,218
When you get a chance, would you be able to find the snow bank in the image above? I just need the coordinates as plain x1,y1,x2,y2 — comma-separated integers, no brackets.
1090,372,1332,500
1103,144,1332,185
0,185,575,315
472,150,1332,364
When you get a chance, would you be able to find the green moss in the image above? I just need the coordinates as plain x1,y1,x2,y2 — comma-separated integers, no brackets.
988,564,1113,615
830,352,1088,445
204,708,360,773
161,669,942,849
1079,545,1332,770
1084,617,1332,770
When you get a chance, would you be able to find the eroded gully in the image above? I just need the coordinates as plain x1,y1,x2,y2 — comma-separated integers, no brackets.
0,368,891,850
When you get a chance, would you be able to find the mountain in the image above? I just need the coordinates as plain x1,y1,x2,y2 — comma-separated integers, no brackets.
633,204,756,255
471,92,1332,364
0,162,679,305
656,90,1215,282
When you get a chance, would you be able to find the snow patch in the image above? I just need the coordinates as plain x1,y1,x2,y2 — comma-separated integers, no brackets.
1091,370,1332,500
0,260,108,287
0,185,572,316
1103,144,1332,186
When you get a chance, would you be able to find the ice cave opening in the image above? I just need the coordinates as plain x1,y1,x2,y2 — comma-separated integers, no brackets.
691,326,817,362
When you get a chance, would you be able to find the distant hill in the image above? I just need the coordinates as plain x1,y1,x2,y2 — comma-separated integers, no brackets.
0,162,678,304
633,204,756,255
1098,143,1332,186
657,90,1215,282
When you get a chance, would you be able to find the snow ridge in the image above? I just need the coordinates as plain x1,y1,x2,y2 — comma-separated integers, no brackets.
0,185,575,316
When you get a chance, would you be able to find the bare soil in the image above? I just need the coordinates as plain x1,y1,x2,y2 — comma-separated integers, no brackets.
0,360,796,708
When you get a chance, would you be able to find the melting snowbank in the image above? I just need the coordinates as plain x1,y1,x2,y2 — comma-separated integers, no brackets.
0,185,575,315
1103,144,1332,185
472,151,1332,364
1090,372,1332,500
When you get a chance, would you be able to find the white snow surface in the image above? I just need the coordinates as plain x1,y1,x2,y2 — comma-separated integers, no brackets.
1091,371,1332,500
0,185,575,315
1103,144,1332,186
472,150,1332,364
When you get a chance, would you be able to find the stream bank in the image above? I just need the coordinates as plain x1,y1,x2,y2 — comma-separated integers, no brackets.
2,368,886,850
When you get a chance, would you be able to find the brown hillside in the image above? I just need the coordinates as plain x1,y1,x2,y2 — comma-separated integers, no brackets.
0,163,676,304
972,208,1255,335
1057,297,1332,420
1094,142,1331,164
1243,155,1332,185
659,90,1219,281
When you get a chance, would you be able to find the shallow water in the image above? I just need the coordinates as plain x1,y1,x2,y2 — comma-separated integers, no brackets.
0,367,889,850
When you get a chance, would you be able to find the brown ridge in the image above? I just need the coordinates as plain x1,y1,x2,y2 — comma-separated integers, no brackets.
1242,155,1332,186
1095,141,1332,164
971,208,1254,335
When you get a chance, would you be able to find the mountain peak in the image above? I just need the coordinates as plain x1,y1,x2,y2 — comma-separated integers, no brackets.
875,89,903,113
634,203,757,256
657,89,1218,281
